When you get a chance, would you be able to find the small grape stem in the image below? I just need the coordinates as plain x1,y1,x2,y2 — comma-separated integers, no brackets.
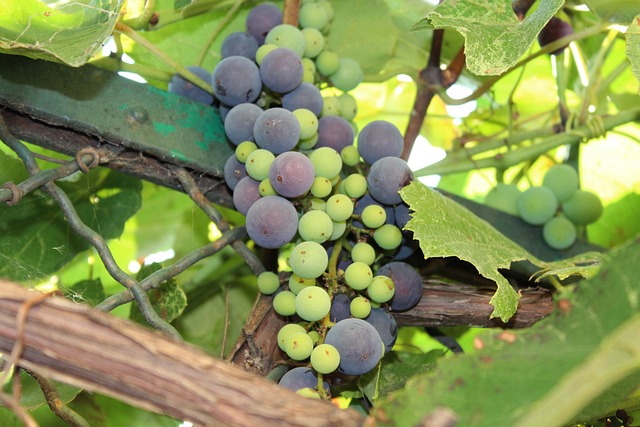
283,0,300,26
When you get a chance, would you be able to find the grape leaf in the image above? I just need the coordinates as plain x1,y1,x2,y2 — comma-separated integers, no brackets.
0,0,124,67
584,0,640,25
626,15,640,93
130,263,187,324
411,0,563,76
61,278,106,307
371,238,640,426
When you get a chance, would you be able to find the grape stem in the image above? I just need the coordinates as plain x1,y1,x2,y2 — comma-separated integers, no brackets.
283,0,300,26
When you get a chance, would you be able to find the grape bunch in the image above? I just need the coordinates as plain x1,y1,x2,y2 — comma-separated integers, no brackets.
484,164,603,250
179,1,425,399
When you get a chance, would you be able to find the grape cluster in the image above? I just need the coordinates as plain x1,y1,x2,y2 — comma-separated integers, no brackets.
192,1,423,399
484,164,603,250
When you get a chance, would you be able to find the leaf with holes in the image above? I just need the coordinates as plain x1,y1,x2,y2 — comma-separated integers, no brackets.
130,263,187,324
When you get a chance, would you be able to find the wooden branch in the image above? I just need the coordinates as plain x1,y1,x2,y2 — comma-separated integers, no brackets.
0,280,363,427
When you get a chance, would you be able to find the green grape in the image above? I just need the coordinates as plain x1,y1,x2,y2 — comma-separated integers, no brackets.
543,164,579,202
340,145,361,166
285,331,314,360
310,176,332,198
367,275,395,303
301,58,316,84
298,210,334,243
351,242,376,265
344,261,373,290
517,186,558,225
298,132,319,150
350,296,372,318
338,93,358,121
344,173,367,199
310,343,340,374
259,178,276,196
362,204,386,229
296,388,322,399
245,149,275,181
295,285,331,321
235,141,257,163
265,24,306,57
257,271,280,295
330,220,347,240
307,330,321,344
543,216,577,250
289,241,329,279
316,51,340,76
326,194,354,222
273,290,296,316
317,0,334,21
309,147,342,179
484,183,521,216
277,323,306,351
293,108,319,139
373,224,402,250
562,189,603,225
321,96,341,117
329,174,341,187
255,43,278,65
330,58,363,92
299,2,329,29
301,28,325,58
288,273,316,295
309,197,327,211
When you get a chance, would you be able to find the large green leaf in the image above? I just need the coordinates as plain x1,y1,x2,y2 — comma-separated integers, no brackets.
0,0,124,67
584,0,640,25
626,15,640,93
412,0,563,76
371,238,640,426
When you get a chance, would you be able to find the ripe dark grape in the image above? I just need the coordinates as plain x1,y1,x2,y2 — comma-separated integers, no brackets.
223,103,262,145
259,48,304,94
245,196,298,249
316,115,354,152
330,293,352,323
168,66,214,105
367,157,414,205
223,155,247,190
220,32,259,60
253,108,301,154
282,82,324,116
538,17,574,55
278,367,329,392
269,151,315,198
394,202,412,228
377,262,423,312
212,56,262,106
325,318,384,376
232,177,261,216
245,3,282,45
365,308,398,353
357,120,404,165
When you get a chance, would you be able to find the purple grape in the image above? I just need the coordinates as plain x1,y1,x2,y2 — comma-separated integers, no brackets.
325,318,383,376
364,308,398,353
278,367,329,392
224,103,262,145
281,82,323,116
232,177,261,215
259,48,304,94
316,116,354,152
168,66,214,105
245,196,298,249
253,108,301,154
221,32,258,60
394,202,412,228
377,262,423,312
538,17,574,55
223,155,247,190
268,151,315,198
367,157,413,205
357,120,404,165
212,56,262,107
330,293,351,323
391,234,419,261
219,104,231,122
245,3,282,45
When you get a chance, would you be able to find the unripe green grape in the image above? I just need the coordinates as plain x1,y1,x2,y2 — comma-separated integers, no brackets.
235,141,258,163
298,210,334,243
351,242,376,265
307,330,321,344
277,323,306,351
310,343,340,374
340,145,361,166
344,173,367,199
543,164,579,202
245,149,275,181
517,186,558,225
309,197,327,211
484,183,521,216
301,57,316,77
299,2,329,29
317,0,334,21
330,58,363,92
255,43,278,65
309,147,342,179
265,24,306,57
273,290,296,316
302,67,315,84
350,296,372,318
329,174,341,187
288,273,316,295
543,216,577,250
296,388,322,399
257,271,280,295
344,261,373,290
298,132,319,150
295,285,331,321
321,96,341,117
362,204,387,229
326,194,354,222
330,220,347,240
293,108,319,140
338,93,358,121
316,51,340,76
368,275,395,303
562,189,603,225
301,27,325,58
259,178,276,196
310,176,332,198
336,178,347,196
285,331,314,360
373,224,402,250
289,241,328,279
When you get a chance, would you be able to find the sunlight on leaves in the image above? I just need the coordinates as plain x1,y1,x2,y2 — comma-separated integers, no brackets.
626,15,640,93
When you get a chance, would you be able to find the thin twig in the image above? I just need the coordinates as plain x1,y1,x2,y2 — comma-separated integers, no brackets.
28,371,90,427
221,285,231,359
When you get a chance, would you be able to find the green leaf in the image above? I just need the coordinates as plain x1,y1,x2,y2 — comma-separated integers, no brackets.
372,238,640,426
2,371,81,411
129,263,187,324
61,278,106,306
584,0,640,25
625,15,640,93
0,0,125,67
412,0,563,76
376,351,444,399
0,153,142,282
